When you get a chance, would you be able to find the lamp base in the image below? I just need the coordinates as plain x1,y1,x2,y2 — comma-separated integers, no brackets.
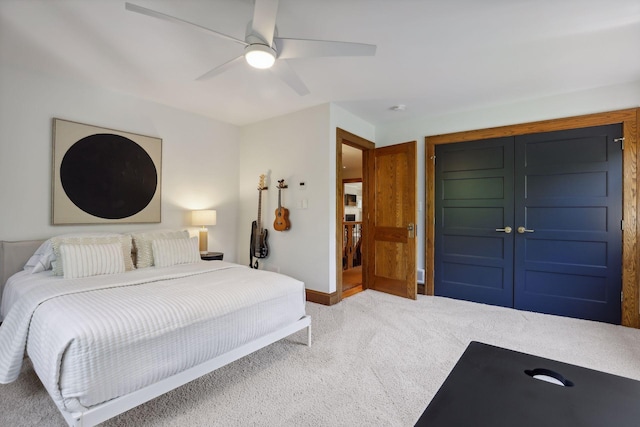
199,229,208,253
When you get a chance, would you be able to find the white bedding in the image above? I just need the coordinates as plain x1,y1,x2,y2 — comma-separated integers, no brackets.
0,261,306,414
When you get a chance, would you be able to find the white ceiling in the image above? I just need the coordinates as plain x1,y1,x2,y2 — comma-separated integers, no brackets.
1,0,639,127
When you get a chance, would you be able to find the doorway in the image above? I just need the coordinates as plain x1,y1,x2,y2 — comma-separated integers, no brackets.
340,143,365,299
336,128,418,302
336,129,374,301
342,178,363,298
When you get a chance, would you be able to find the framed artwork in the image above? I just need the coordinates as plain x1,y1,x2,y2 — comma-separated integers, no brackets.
52,118,162,225
345,194,357,206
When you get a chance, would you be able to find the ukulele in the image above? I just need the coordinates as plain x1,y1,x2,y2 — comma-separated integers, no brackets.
273,179,291,231
249,175,269,268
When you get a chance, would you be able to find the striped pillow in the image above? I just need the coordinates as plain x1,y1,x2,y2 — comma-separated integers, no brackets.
51,234,134,275
59,243,125,279
132,230,190,268
151,236,200,268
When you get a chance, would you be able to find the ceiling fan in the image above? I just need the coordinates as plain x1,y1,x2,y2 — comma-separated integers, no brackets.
125,0,377,96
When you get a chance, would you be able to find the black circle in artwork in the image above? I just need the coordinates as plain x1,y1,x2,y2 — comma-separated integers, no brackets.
60,133,158,219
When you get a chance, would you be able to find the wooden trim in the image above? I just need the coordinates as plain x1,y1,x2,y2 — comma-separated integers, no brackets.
622,110,639,327
336,137,343,302
336,128,375,303
426,142,435,296
306,289,340,306
426,108,639,328
427,109,638,145
363,145,374,296
337,128,376,150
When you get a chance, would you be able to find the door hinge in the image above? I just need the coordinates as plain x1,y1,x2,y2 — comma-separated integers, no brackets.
614,137,625,150
621,220,625,230
621,291,624,302
430,155,436,163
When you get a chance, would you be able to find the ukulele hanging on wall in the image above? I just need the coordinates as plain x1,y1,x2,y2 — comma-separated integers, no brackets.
250,174,269,269
273,179,291,231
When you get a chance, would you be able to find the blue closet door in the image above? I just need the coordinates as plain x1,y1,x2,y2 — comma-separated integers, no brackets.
513,124,622,323
434,124,623,324
434,138,514,307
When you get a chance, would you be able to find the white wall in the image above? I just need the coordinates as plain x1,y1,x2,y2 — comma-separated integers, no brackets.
239,103,374,294
375,80,640,271
238,104,330,291
5,60,634,295
0,64,241,260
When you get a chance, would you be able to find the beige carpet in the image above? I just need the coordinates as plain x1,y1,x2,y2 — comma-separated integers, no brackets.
2,290,640,426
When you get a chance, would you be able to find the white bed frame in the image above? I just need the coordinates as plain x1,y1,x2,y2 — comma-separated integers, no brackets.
64,316,311,427
0,240,311,427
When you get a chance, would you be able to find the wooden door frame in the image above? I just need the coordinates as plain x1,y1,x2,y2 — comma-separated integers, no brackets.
337,128,375,303
426,108,640,328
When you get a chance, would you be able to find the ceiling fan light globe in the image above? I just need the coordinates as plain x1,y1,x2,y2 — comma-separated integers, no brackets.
245,44,276,69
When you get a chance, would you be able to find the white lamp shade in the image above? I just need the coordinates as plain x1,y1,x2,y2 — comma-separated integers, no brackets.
192,210,217,226
244,44,276,69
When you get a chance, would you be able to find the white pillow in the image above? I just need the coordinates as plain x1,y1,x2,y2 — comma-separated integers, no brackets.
59,242,125,279
24,240,55,273
132,230,190,268
151,236,200,268
24,233,131,274
51,234,134,276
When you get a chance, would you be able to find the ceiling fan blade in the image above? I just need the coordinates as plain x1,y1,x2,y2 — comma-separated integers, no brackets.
275,38,376,59
125,2,248,47
250,0,279,46
270,60,310,96
196,55,245,81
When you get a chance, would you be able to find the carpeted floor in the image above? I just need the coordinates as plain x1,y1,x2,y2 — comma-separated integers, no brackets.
2,290,640,426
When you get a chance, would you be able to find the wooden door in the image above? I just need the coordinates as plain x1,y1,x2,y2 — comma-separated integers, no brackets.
513,124,623,323
369,141,417,299
434,137,515,307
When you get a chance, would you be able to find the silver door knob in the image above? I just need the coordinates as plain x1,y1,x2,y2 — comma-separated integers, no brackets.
517,226,534,233
495,226,512,233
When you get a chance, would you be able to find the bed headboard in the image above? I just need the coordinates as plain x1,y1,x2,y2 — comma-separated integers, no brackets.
0,240,45,304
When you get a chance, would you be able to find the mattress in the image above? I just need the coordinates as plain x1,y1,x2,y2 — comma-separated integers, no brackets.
0,261,306,413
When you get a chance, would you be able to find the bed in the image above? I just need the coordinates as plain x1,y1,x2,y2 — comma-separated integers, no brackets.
0,235,311,427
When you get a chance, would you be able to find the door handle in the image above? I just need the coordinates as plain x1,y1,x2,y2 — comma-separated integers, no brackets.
408,223,415,238
495,226,512,234
517,226,534,234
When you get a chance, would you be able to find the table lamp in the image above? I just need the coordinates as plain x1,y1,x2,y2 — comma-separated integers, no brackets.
191,210,217,253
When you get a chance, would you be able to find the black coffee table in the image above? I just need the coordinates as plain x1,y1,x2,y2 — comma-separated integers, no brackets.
415,341,640,427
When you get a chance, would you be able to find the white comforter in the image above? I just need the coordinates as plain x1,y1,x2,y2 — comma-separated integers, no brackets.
0,262,306,413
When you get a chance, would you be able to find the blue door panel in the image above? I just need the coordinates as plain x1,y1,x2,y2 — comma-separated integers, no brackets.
525,239,607,266
435,137,514,308
514,124,622,323
443,177,505,200
525,135,608,166
440,146,505,172
522,270,607,301
441,262,508,306
443,262,505,290
443,207,506,229
527,206,607,231
443,235,504,260
527,172,607,198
